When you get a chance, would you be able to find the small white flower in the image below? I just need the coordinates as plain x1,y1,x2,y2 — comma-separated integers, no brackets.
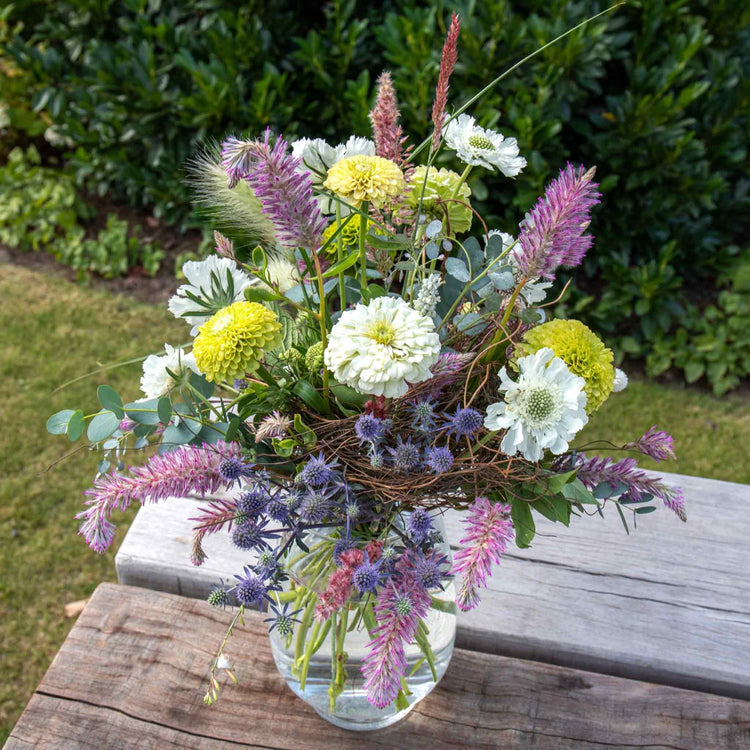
443,114,526,176
484,348,588,462
216,655,232,670
169,254,253,335
292,135,375,214
324,296,441,398
140,344,200,399
413,274,443,319
612,368,628,392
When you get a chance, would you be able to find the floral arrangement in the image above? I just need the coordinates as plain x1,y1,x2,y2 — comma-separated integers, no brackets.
48,10,684,722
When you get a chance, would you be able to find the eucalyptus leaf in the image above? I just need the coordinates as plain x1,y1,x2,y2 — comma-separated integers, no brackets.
67,410,86,441
445,257,470,283
489,270,515,291
87,411,121,443
47,409,75,435
157,397,172,425
97,385,124,419
425,219,442,239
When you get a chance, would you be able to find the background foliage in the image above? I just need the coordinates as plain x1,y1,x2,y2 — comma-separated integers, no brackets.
1,0,748,391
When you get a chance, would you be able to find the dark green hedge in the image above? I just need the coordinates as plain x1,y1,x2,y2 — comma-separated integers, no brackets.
3,0,749,390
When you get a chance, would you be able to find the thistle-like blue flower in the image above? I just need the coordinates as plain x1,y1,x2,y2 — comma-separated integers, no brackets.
425,445,454,474
369,448,385,470
352,555,383,594
388,435,422,474
299,452,338,487
219,457,253,484
265,496,291,523
236,487,269,518
207,580,230,609
264,602,303,636
231,518,276,551
355,414,387,445
299,487,334,524
413,551,450,591
333,537,353,566
406,508,433,545
444,406,483,439
234,567,274,608
409,397,438,432
253,549,281,578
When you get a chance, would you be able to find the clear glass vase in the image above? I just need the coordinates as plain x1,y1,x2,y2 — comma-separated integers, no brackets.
269,514,457,731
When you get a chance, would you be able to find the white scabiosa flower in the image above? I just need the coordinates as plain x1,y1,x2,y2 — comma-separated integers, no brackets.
443,114,526,177
612,368,628,392
140,344,199,399
484,347,588,462
262,255,300,294
292,135,375,214
324,296,441,398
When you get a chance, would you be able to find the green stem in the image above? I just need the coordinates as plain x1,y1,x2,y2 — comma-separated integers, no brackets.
451,164,472,198
335,203,346,308
480,278,527,364
299,620,322,690
358,201,370,299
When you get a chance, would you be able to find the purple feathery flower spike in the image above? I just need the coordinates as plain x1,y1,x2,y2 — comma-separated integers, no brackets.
235,129,326,250
370,71,408,166
77,441,242,553
516,163,601,280
575,454,686,521
452,497,514,612
361,581,431,709
624,425,676,462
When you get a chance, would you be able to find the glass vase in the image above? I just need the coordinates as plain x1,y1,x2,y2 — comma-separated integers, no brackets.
268,513,457,731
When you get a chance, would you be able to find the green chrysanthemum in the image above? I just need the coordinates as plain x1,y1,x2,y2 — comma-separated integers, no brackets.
193,301,282,382
406,166,472,235
321,217,387,256
519,319,614,412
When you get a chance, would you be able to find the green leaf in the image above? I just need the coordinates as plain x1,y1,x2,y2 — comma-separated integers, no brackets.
97,385,124,418
366,283,387,299
292,380,328,414
87,411,121,442
415,621,437,681
124,399,161,425
224,416,242,443
634,505,657,514
47,409,75,435
252,245,267,271
561,479,599,506
67,410,86,441
331,384,367,408
157,397,172,425
272,437,295,457
320,252,359,278
511,499,535,548
244,286,283,303
539,469,576,495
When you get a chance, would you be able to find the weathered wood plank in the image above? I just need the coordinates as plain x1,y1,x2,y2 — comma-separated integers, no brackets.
115,472,750,699
6,584,750,749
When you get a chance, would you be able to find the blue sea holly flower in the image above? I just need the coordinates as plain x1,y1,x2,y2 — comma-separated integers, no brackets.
406,508,433,544
369,448,385,470
409,397,438,431
299,452,338,487
234,567,274,608
207,580,230,609
231,518,277,551
236,487,269,518
265,602,303,636
299,487,335,524
265,496,291,523
445,406,484,439
333,537,353,566
254,549,281,578
352,555,383,594
413,551,451,591
219,457,253,484
355,414,387,445
425,445,454,474
388,435,422,474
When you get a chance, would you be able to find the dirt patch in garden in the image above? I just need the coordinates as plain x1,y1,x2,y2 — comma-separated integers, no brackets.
0,193,203,305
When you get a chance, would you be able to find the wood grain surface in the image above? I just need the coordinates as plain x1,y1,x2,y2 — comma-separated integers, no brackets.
116,471,750,699
6,584,750,749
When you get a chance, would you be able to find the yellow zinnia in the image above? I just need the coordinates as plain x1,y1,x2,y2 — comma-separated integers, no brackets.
193,301,282,383
323,155,405,209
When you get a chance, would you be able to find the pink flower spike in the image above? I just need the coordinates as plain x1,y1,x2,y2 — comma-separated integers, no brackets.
76,441,242,553
516,163,601,280
625,425,676,462
452,497,514,612
431,12,461,152
370,72,407,166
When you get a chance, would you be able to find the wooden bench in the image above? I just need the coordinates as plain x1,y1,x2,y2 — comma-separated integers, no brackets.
115,471,750,701
6,583,750,749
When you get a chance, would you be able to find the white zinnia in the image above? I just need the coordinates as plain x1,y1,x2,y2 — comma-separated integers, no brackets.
168,254,253,334
292,135,375,214
443,114,526,177
324,296,441,398
484,347,588,462
140,344,199,399
612,368,628,393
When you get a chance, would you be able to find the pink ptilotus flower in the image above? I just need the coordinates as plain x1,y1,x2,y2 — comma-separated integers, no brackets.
516,163,601,280
370,72,410,168
77,441,242,553
361,580,431,709
624,425,676,462
431,11,461,152
452,497,514,612
575,454,686,521
229,129,326,251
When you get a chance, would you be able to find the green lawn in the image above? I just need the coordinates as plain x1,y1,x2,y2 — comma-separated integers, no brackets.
0,264,747,740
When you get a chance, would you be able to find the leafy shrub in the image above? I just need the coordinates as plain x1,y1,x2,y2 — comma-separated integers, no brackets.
3,0,748,389
0,147,164,278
